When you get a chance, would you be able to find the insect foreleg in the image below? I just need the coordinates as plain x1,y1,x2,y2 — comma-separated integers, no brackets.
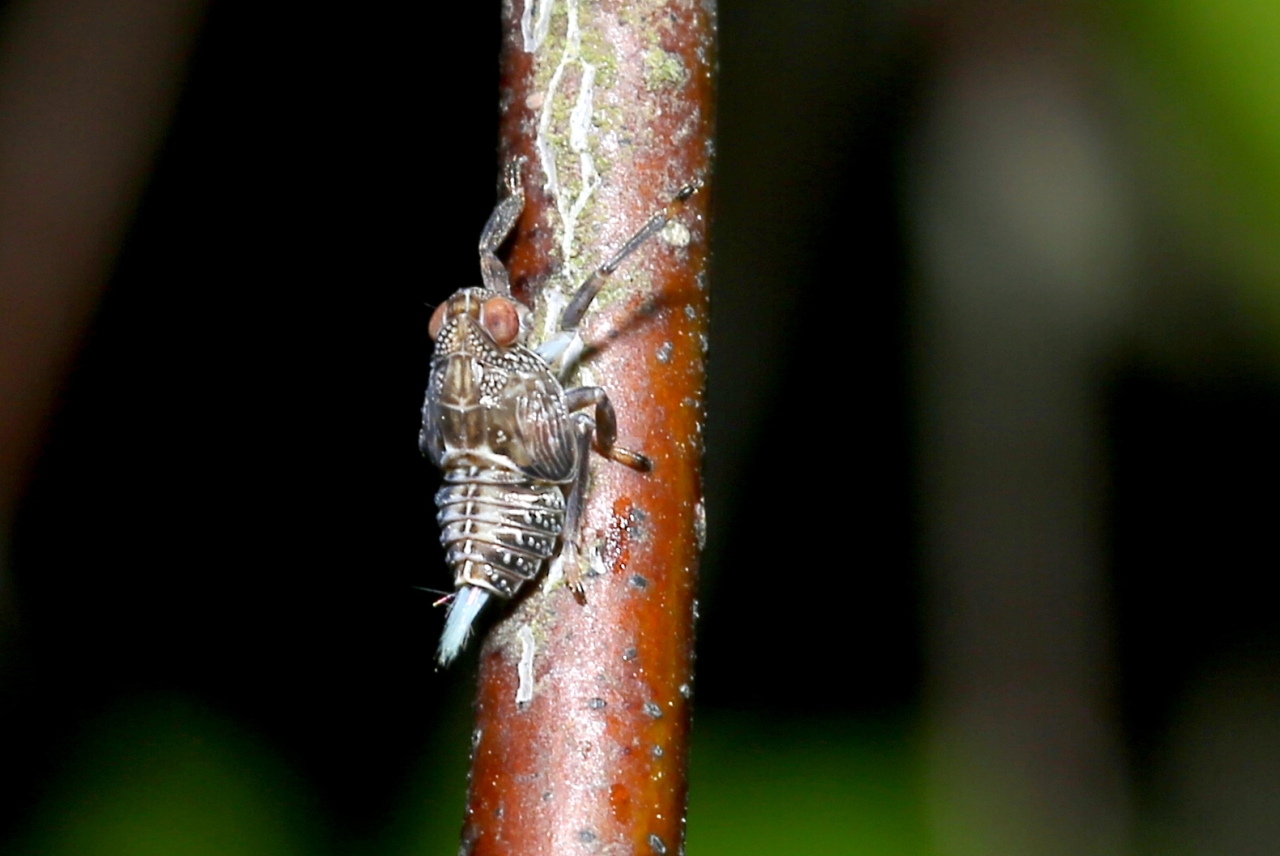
478,159,525,295
564,386,651,471
558,181,700,331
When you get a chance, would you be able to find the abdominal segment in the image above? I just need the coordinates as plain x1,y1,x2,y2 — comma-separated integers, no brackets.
435,466,566,598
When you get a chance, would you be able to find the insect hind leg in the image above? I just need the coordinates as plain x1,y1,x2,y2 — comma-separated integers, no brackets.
550,390,650,605
551,413,596,605
478,158,525,295
564,386,651,471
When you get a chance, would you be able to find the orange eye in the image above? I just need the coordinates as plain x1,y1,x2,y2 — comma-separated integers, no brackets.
481,297,520,346
428,301,448,340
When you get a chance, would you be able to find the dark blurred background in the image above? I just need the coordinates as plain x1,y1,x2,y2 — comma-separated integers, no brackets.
1,0,1278,854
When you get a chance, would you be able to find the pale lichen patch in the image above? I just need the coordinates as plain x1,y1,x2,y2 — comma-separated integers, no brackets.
661,220,691,247
516,624,537,707
643,47,688,91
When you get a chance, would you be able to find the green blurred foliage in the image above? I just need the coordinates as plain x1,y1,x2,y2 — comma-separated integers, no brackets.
398,708,929,854
11,695,925,855
388,707,928,855
14,695,325,856
377,685,471,856
686,713,926,856
1100,0,1280,324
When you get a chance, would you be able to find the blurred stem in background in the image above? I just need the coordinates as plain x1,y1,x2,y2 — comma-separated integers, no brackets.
0,0,205,664
911,2,1280,854
910,8,1136,854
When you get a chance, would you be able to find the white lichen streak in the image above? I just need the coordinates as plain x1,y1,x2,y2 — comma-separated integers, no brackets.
516,624,536,707
534,273,569,348
532,0,600,273
520,0,554,53
543,548,566,590
566,59,599,253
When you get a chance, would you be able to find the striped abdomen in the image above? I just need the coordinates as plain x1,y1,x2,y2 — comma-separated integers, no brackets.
434,465,566,598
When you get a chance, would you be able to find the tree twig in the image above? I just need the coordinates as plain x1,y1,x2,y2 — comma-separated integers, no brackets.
459,0,713,853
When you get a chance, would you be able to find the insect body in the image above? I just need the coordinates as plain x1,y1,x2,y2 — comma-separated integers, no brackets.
422,161,694,666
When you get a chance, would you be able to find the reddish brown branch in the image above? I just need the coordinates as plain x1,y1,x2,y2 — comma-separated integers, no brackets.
460,0,713,853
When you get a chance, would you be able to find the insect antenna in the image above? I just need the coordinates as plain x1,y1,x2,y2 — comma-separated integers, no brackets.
559,181,700,331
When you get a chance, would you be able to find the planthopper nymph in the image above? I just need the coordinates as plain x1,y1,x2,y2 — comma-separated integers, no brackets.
420,160,696,666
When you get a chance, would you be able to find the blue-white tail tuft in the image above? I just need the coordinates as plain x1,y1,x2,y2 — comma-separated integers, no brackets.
437,586,491,667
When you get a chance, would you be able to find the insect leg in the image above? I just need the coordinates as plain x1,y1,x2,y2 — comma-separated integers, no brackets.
557,181,700,332
555,413,596,604
478,158,525,295
564,386,651,471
